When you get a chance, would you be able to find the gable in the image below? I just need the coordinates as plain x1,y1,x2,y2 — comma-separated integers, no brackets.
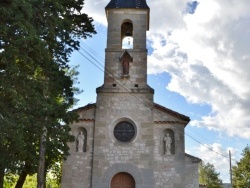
119,51,133,62
185,153,202,163
73,103,96,122
153,103,190,125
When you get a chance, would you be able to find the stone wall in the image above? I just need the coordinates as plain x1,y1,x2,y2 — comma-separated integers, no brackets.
91,92,155,188
153,122,186,188
103,8,149,90
185,155,200,188
106,9,148,49
61,107,95,188
61,104,200,188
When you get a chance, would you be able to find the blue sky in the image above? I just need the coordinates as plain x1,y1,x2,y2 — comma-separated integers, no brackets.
70,0,250,183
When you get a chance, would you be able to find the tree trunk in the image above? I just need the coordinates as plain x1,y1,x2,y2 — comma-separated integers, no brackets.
43,170,46,188
0,167,4,188
15,170,28,188
37,127,47,188
15,161,31,188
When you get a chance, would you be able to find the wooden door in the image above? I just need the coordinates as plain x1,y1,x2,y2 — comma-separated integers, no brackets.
111,172,135,188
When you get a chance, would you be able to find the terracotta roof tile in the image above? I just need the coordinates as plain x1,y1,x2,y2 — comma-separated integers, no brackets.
73,103,96,112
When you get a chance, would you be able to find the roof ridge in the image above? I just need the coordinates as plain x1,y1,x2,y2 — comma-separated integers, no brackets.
154,103,190,122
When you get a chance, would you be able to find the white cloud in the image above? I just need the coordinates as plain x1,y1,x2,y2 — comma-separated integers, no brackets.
194,143,237,183
82,0,250,138
83,0,107,26
148,0,188,32
146,0,250,139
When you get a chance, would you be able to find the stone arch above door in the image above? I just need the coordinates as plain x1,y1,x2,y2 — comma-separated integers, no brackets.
100,163,155,188
111,172,135,188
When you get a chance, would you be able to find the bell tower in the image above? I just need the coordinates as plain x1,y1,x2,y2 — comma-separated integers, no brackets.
92,0,156,187
97,0,153,93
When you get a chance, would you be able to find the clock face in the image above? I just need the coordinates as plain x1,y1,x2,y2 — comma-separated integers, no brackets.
114,121,135,142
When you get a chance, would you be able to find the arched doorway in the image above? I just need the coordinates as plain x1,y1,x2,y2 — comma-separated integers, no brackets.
110,172,135,188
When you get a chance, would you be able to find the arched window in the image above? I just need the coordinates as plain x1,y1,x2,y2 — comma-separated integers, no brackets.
121,21,133,49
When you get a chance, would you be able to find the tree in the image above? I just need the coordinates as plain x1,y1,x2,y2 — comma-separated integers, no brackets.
232,146,250,188
0,0,96,187
4,174,59,188
199,162,223,188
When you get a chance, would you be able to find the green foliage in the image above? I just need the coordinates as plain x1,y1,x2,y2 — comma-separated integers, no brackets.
20,174,37,188
232,146,250,188
3,174,18,188
0,0,96,186
4,174,59,188
48,162,63,186
199,162,223,188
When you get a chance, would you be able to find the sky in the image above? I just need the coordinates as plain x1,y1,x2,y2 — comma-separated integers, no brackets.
69,0,250,183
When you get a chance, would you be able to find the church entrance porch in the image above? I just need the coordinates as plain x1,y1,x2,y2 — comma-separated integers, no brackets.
111,172,135,188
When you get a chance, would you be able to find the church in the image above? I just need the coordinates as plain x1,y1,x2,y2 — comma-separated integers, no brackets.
61,0,201,187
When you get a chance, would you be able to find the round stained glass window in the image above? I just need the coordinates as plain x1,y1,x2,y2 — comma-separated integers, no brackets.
114,121,135,142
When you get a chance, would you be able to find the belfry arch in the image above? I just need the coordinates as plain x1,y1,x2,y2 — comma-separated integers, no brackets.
121,20,133,49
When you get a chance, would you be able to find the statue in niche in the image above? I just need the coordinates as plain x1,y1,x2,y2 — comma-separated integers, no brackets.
122,56,130,75
120,51,132,77
77,131,85,152
164,133,172,155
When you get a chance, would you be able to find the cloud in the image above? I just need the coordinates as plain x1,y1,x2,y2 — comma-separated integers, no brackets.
83,0,107,26
193,143,237,183
146,0,250,139
82,0,250,138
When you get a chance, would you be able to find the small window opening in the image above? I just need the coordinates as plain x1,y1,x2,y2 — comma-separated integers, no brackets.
121,21,133,49
122,36,133,49
134,84,138,87
113,84,117,87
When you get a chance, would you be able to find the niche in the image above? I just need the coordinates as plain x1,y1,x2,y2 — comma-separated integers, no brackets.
163,129,175,155
76,127,87,153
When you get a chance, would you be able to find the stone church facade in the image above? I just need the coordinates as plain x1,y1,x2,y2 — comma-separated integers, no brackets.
61,0,201,188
